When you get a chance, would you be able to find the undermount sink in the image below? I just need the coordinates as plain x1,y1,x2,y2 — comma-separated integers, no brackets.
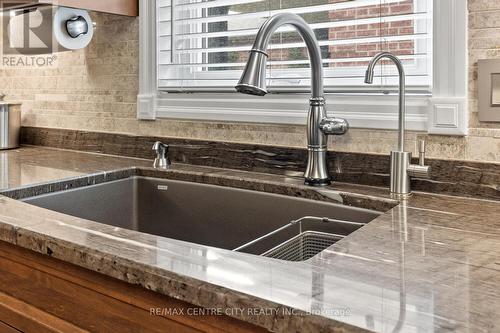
22,176,380,261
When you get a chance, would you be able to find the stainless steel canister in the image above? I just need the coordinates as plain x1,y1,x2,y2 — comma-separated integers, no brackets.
0,94,21,150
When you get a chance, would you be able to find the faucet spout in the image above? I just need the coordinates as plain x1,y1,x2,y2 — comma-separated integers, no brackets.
235,13,349,186
236,13,324,98
364,52,406,152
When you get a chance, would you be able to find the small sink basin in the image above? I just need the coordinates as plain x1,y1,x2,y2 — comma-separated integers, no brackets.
22,176,380,261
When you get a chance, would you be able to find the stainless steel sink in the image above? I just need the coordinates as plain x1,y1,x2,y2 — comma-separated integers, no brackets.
22,176,380,260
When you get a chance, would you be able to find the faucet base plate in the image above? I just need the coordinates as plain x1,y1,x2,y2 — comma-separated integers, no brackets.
390,192,413,200
304,178,331,187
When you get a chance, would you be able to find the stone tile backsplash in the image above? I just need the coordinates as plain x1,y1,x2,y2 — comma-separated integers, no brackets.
0,1,499,163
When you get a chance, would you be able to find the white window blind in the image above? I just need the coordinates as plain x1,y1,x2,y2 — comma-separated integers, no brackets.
157,0,433,93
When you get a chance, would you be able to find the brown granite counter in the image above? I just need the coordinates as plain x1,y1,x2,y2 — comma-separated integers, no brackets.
0,146,499,332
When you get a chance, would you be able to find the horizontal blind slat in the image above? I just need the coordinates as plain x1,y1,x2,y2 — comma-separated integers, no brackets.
159,67,431,79
163,12,429,39
159,53,428,66
160,33,429,53
168,0,413,23
170,0,264,10
169,0,403,11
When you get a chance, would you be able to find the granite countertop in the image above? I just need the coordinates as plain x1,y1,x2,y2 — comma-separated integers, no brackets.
0,146,499,333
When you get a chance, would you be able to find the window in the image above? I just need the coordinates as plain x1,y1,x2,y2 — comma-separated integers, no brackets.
157,0,432,93
139,0,467,134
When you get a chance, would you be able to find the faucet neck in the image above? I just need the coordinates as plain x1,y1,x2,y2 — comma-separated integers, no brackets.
366,52,406,152
250,13,324,98
397,66,406,152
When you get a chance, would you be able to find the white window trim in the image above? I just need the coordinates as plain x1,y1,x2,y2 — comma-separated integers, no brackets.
138,0,468,135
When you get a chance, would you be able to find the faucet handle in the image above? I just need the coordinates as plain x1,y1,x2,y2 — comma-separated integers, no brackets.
418,139,426,166
408,139,431,179
320,117,349,135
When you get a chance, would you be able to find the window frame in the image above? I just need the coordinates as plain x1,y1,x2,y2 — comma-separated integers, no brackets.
138,0,467,135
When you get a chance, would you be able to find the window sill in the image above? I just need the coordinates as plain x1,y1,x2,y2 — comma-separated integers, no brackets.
140,92,431,131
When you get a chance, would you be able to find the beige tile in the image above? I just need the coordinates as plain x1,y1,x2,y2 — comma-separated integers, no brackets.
416,135,467,161
0,7,498,164
469,0,500,12
465,136,500,162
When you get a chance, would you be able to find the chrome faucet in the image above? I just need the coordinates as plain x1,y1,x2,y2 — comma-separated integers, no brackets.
235,13,349,186
364,52,431,198
152,141,171,169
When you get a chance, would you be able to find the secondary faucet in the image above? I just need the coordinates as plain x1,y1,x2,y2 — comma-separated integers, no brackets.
235,13,349,186
364,52,431,198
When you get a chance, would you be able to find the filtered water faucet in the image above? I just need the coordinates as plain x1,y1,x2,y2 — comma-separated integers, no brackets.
365,52,431,198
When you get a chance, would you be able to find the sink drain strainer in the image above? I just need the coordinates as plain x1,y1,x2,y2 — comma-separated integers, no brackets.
262,231,343,261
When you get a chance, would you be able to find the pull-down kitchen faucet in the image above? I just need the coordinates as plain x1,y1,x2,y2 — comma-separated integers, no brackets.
365,52,431,198
235,13,349,186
